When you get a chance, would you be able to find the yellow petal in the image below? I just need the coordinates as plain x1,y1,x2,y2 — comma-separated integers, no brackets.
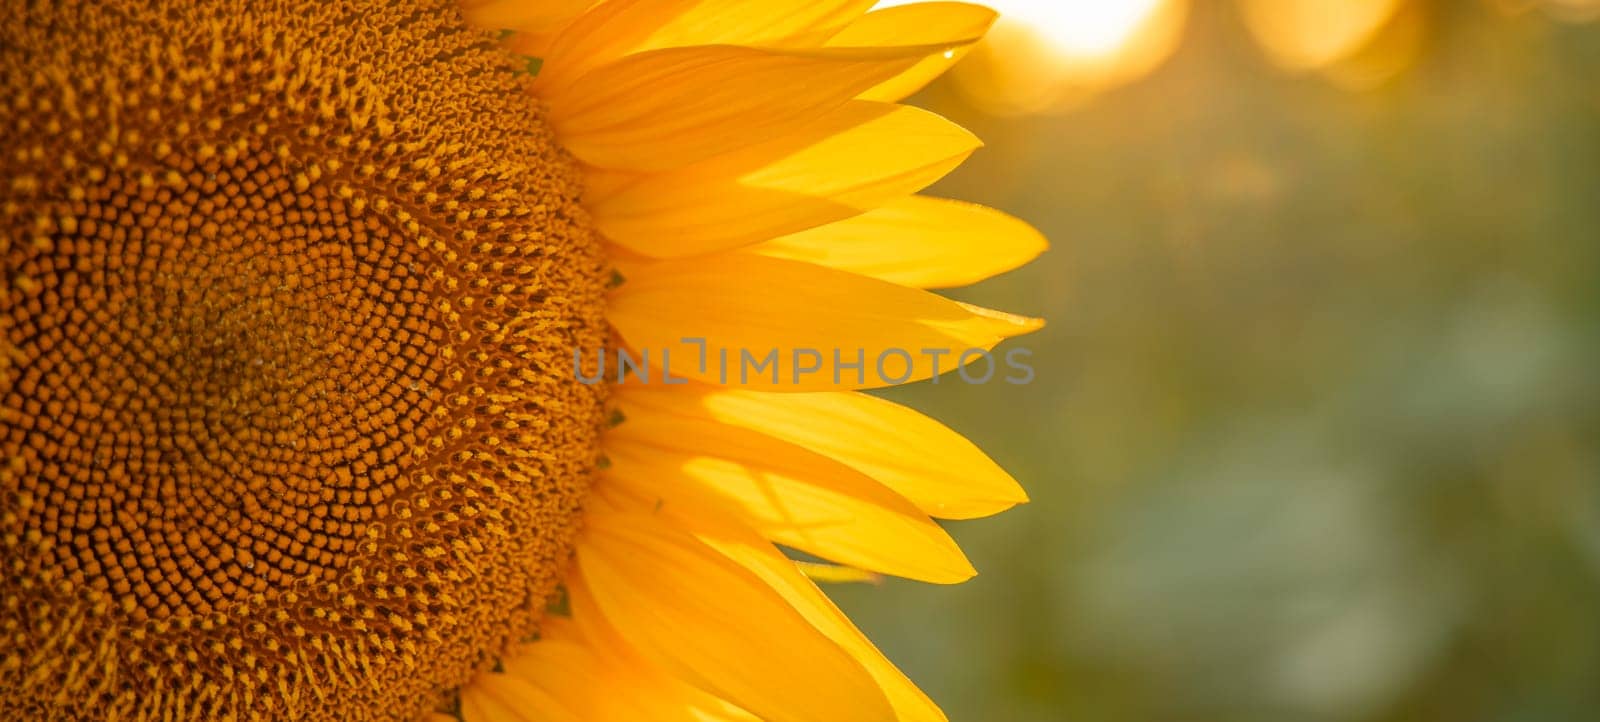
461,672,581,722
500,624,747,722
499,636,611,717
827,2,997,102
460,0,596,33
703,533,949,722
575,497,895,722
538,0,876,96
606,253,1041,391
555,582,767,722
603,485,950,722
796,560,883,584
552,45,951,171
503,28,563,60
587,101,979,258
631,384,1028,519
755,195,1047,288
607,388,977,583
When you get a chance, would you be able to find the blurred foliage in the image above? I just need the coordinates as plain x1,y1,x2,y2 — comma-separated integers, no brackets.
835,2,1600,721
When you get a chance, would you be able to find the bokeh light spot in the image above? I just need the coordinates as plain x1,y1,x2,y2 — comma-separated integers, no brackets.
875,0,1187,115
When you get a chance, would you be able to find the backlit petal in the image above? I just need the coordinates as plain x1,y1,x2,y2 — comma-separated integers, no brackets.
498,620,752,722
625,384,1028,519
587,101,979,258
606,387,976,582
701,531,948,722
601,485,950,722
827,2,997,102
755,195,1047,288
553,45,950,171
460,672,581,722
539,0,876,97
606,253,1041,390
574,497,895,722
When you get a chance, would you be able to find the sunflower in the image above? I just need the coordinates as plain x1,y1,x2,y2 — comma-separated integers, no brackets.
0,0,1044,720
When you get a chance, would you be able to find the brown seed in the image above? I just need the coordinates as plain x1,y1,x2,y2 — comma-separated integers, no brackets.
1,1,608,719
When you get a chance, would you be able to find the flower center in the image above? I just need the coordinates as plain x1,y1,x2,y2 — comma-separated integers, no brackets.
1,1,607,719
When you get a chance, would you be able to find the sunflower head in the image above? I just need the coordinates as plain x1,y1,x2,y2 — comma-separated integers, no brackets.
5,1,1046,721
1,0,607,719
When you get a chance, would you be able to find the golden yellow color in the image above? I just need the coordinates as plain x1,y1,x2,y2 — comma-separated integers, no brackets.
881,0,1188,115
2,0,606,719
3,0,1045,721
1238,0,1406,72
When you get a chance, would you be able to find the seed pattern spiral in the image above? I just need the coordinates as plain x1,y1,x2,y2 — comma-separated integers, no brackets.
1,1,608,719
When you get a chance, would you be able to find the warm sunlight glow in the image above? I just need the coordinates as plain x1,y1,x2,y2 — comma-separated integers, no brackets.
994,0,1166,59
872,0,1185,114
1238,0,1405,72
1318,0,1424,90
877,0,1166,61
924,0,1187,115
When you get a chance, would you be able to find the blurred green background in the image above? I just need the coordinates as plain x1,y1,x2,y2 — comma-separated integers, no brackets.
836,2,1600,721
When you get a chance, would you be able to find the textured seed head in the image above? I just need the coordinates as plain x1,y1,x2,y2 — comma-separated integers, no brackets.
0,1,608,720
